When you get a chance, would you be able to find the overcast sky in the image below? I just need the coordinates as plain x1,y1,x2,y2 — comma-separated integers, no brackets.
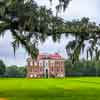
0,0,99,66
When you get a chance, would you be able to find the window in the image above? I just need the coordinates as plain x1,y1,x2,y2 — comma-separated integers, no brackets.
61,61,64,66
30,67,32,72
52,63,54,67
58,61,60,67
46,63,48,66
56,61,60,67
61,67,63,72
40,67,43,72
55,61,57,66
39,63,43,67
51,67,53,72
57,67,59,72
34,67,38,72
39,60,43,67
32,68,34,72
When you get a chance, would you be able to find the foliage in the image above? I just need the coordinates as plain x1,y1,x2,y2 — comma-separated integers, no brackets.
0,0,71,59
0,0,100,63
5,65,26,77
50,0,72,11
0,0,54,58
65,60,100,76
5,65,19,77
64,60,73,76
0,60,6,76
18,67,26,77
65,17,100,63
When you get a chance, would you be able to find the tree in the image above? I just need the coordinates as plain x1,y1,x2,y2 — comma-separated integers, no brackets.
0,60,6,76
0,0,71,60
65,18,100,63
64,60,100,77
5,65,19,77
64,60,73,76
0,0,100,63
50,0,72,11
5,65,26,78
17,67,26,77
0,0,54,58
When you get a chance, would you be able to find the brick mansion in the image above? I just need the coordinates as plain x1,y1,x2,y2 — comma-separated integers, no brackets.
27,53,65,78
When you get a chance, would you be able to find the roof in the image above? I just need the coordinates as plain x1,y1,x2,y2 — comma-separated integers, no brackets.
37,53,64,60
49,53,62,59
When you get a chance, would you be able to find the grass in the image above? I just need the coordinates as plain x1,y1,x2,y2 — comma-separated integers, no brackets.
0,78,100,100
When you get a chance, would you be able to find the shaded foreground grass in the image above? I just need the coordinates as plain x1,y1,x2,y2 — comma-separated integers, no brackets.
0,78,100,100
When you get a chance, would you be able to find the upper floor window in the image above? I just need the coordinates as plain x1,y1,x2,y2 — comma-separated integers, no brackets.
39,62,43,67
51,67,53,72
40,67,42,72
61,67,64,72
52,63,54,67
30,68,32,72
56,67,59,72
56,61,60,67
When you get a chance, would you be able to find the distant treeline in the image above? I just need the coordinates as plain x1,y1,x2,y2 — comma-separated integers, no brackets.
65,60,100,77
0,59,100,78
5,66,26,78
0,60,26,78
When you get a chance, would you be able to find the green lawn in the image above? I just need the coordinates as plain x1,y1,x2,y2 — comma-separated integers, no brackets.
0,78,100,100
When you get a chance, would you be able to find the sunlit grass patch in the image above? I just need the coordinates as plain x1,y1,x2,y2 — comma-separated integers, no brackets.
0,98,8,100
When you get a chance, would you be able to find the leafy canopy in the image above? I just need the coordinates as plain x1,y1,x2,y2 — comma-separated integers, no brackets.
0,0,100,63
0,60,6,75
0,0,54,58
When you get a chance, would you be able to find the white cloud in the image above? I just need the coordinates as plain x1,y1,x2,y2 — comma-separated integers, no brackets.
36,0,100,22
61,0,99,22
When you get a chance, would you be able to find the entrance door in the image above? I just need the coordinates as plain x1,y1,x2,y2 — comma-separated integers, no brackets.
46,69,48,78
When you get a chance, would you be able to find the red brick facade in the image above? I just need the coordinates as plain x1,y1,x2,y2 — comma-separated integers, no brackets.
27,53,65,78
